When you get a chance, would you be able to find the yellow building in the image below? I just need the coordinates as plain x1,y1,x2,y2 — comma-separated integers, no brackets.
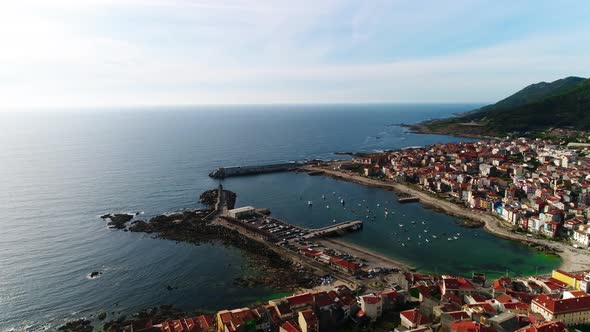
551,269,582,290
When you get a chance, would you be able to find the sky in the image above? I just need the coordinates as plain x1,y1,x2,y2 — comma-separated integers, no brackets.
1,0,589,109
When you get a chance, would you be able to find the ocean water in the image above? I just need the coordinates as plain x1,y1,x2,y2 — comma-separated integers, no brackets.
0,104,560,331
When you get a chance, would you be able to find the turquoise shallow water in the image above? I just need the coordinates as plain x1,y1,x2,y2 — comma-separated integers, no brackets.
0,104,559,330
226,172,560,279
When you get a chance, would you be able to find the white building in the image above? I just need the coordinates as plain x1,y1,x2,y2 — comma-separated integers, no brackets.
574,225,590,247
359,294,382,321
228,206,256,219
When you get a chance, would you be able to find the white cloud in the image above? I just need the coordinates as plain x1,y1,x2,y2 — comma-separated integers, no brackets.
0,1,588,109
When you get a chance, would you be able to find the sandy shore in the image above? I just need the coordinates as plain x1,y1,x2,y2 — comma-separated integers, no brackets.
302,164,590,273
317,238,414,271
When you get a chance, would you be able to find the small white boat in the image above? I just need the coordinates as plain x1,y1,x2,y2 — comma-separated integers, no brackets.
425,239,430,243
432,235,437,239
453,236,458,240
421,221,426,225
322,195,326,199
401,243,406,247
377,203,380,207
326,205,330,209
340,199,345,205
399,224,404,227
448,238,452,241
332,219,336,223
424,230,428,233
308,201,313,206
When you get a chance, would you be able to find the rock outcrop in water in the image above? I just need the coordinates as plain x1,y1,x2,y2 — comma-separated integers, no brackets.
100,213,135,229
103,189,319,292
58,319,93,332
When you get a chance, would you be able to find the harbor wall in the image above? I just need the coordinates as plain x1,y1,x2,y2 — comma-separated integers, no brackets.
209,162,301,178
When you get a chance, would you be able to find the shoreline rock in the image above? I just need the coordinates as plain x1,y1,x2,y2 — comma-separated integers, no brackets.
104,190,319,292
101,213,135,229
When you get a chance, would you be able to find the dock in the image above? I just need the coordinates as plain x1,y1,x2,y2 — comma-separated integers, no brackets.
398,196,419,203
302,220,363,239
209,162,303,179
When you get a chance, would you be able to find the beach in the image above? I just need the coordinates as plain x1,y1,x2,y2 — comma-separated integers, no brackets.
302,164,590,273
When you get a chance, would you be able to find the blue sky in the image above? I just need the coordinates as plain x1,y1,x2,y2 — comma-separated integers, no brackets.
1,0,589,109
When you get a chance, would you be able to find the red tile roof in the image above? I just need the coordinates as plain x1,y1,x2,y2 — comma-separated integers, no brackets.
517,321,567,332
312,291,333,308
361,295,381,305
400,308,431,325
286,293,313,307
280,321,301,332
196,315,212,330
495,293,515,304
533,293,590,314
504,302,530,311
450,320,494,332
443,277,475,291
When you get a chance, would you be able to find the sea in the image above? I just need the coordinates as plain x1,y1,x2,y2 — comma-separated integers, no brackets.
0,104,561,331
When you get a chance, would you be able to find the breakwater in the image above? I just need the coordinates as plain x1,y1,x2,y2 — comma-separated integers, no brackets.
209,162,303,179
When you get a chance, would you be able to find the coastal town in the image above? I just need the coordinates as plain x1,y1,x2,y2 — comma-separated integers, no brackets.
326,128,590,252
102,268,590,332
81,128,590,332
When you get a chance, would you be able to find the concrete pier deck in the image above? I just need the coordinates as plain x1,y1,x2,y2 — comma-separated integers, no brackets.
302,220,363,239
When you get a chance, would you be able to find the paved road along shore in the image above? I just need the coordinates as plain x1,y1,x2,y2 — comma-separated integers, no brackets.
302,164,590,272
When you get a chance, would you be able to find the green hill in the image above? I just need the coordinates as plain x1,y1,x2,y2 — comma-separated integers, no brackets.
419,76,590,136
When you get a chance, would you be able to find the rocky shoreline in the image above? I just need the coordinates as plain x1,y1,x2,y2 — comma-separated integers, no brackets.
100,189,319,292
59,305,211,332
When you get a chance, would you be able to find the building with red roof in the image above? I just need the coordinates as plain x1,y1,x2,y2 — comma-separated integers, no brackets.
297,310,318,332
531,293,590,325
450,320,494,332
279,321,301,332
400,308,432,329
442,276,475,296
359,294,382,322
286,293,314,311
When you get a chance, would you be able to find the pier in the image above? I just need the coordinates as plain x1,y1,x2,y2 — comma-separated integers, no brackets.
398,196,419,203
209,162,303,179
302,220,364,239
